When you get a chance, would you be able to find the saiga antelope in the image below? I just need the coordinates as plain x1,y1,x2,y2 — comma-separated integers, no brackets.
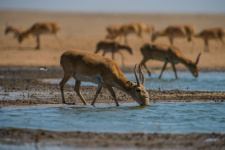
95,40,133,67
106,25,121,37
5,24,25,38
151,25,196,45
195,27,225,52
139,43,201,79
106,23,154,44
60,49,149,106
18,22,60,49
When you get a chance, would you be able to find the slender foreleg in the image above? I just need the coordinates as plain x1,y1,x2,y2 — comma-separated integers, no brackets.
159,62,168,79
35,35,40,49
74,80,88,105
171,62,178,79
91,85,102,106
59,73,72,103
105,83,119,106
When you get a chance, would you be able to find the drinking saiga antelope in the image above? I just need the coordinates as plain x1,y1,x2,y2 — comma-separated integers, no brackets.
18,22,60,49
60,49,149,106
195,27,225,52
95,40,133,67
5,24,25,38
139,43,201,79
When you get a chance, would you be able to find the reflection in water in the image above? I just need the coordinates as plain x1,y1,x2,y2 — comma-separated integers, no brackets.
1,102,225,133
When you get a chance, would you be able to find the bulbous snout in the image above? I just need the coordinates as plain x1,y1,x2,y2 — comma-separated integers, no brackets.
140,99,150,106
193,72,198,77
137,96,150,106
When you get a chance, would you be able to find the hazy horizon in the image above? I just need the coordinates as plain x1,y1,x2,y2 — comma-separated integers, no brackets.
0,0,225,14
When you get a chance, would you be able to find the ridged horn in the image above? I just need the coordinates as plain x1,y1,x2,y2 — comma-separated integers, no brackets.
195,53,201,65
134,64,140,86
139,65,145,85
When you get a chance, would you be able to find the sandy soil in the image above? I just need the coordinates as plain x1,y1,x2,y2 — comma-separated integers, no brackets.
0,10,225,149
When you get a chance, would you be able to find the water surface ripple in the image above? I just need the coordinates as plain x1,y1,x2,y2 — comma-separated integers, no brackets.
1,102,224,133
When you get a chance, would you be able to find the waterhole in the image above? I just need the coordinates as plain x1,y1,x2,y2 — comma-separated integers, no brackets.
1,102,224,133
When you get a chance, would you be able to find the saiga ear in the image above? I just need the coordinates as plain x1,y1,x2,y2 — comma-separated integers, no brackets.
126,81,133,88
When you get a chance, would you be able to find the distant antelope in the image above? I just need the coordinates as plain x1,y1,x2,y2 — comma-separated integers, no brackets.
95,40,133,67
139,43,201,79
5,24,25,38
60,49,149,106
195,27,225,52
106,22,154,44
151,25,196,45
18,22,60,49
106,25,121,37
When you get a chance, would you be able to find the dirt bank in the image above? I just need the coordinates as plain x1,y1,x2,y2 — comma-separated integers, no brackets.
0,67,224,107
1,128,225,150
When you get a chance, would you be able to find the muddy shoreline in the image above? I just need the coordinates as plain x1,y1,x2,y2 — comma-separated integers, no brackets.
0,66,225,107
1,128,225,150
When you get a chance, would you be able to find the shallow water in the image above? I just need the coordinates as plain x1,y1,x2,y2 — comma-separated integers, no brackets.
1,102,224,133
44,72,225,91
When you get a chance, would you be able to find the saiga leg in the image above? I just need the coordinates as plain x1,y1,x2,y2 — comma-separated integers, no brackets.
169,36,174,45
102,50,107,56
91,85,102,106
95,46,101,54
74,80,88,105
140,61,151,77
124,34,128,45
104,83,119,106
112,49,115,60
159,62,168,79
59,73,72,103
171,62,178,79
35,35,40,49
204,38,209,52
118,52,124,67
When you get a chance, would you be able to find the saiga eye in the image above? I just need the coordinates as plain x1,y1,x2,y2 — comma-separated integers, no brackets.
136,89,141,92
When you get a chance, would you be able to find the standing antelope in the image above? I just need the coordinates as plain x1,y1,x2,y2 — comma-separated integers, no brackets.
18,22,60,49
139,43,201,79
60,49,149,106
151,25,196,45
106,22,154,44
95,40,133,67
195,27,225,52
5,24,25,38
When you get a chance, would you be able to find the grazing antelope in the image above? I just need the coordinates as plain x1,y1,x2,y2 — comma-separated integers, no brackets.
151,25,196,45
95,40,133,67
195,27,225,52
18,22,60,49
106,25,121,37
106,22,154,44
139,43,201,79
5,24,25,38
60,49,149,106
